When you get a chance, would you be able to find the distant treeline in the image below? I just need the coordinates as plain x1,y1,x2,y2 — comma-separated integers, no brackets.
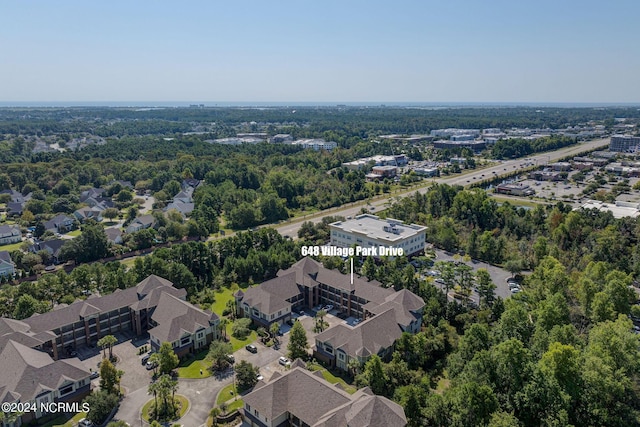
490,135,577,159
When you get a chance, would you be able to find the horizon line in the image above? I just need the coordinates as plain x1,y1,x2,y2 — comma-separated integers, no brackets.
1,101,640,108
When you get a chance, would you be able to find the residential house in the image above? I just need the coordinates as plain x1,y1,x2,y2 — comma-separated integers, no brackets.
243,362,406,427
0,250,15,277
79,188,115,210
6,201,24,216
125,214,155,233
148,293,219,358
164,201,195,217
73,206,104,223
1,190,31,217
29,239,66,264
181,179,201,191
0,189,31,204
79,188,105,203
43,214,75,233
0,224,22,245
105,228,123,245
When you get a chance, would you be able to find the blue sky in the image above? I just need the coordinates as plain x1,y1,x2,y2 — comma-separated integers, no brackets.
1,0,638,104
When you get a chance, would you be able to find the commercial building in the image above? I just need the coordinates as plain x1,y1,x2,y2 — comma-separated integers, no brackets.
329,214,426,258
366,165,397,180
495,183,535,196
342,155,407,170
578,200,640,219
430,128,480,138
413,167,439,177
243,361,407,427
291,139,337,151
432,140,488,152
610,135,640,153
549,162,571,171
528,170,564,181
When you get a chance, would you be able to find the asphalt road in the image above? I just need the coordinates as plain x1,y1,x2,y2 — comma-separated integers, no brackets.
275,138,610,238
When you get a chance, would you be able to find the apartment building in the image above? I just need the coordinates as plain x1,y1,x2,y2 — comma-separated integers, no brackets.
18,275,185,359
237,257,410,327
148,292,219,358
314,289,424,371
243,361,407,427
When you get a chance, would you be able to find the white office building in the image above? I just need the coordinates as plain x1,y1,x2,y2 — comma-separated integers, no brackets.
329,214,427,257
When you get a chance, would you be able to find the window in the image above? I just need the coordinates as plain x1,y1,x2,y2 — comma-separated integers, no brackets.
246,404,251,412
181,337,190,346
254,409,259,417
59,384,73,396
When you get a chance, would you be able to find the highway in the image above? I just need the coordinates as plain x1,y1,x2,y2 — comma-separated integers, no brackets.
274,138,610,238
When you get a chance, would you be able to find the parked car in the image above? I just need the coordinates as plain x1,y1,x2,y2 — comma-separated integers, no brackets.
246,344,258,353
278,356,291,366
324,304,334,311
78,418,94,427
141,354,152,365
226,354,235,363
145,361,158,370
90,371,99,379
256,374,264,381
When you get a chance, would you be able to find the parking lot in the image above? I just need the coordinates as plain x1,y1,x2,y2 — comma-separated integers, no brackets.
79,332,152,393
428,248,517,301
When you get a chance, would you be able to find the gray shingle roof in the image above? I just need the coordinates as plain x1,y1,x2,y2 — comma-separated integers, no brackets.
148,293,218,343
0,340,89,404
243,367,353,424
244,366,406,427
23,275,183,333
315,309,402,358
241,286,291,316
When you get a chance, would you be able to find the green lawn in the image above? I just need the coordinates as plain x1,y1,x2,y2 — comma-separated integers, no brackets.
67,229,82,237
210,287,236,316
216,383,238,405
177,349,211,378
227,399,244,412
229,327,257,352
39,412,87,427
142,394,189,423
0,241,25,252
307,363,356,394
